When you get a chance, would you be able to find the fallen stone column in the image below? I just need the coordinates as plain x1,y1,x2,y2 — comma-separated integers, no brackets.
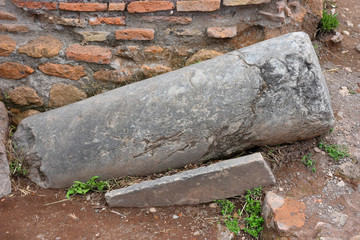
106,153,275,207
13,32,334,188
0,102,11,198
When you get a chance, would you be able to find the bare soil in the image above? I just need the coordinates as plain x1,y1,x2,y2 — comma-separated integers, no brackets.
1,0,360,239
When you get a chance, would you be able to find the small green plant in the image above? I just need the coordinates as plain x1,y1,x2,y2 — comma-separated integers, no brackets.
215,199,236,216
9,157,28,176
7,126,28,177
224,217,240,235
243,186,264,238
320,10,339,32
215,187,264,237
319,143,349,162
215,199,240,234
66,176,109,199
301,154,316,173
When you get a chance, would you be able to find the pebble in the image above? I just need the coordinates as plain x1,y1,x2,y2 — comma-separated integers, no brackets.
149,207,157,213
339,86,350,96
172,214,179,219
346,21,354,27
193,231,200,236
355,44,360,53
330,32,343,43
344,67,352,73
279,187,284,192
343,30,350,36
337,180,345,187
209,203,217,208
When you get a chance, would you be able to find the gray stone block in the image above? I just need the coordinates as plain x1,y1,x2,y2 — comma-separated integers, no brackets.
0,102,11,198
106,153,275,207
13,32,334,188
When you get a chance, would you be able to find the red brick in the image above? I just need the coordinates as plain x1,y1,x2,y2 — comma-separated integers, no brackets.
177,0,220,12
38,63,87,80
0,62,34,80
127,1,174,13
207,26,237,38
0,24,29,33
65,44,112,64
59,3,107,12
0,10,17,20
108,3,126,11
115,29,154,41
141,16,192,24
0,35,16,56
223,0,271,6
89,17,126,26
12,0,57,10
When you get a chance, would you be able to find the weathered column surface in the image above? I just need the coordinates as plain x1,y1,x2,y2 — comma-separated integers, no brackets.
13,32,334,188
106,153,275,207
0,102,11,198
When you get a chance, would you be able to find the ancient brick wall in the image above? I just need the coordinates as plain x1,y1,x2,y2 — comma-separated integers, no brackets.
0,0,322,123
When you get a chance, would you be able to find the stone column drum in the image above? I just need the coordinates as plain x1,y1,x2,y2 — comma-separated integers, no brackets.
13,32,334,188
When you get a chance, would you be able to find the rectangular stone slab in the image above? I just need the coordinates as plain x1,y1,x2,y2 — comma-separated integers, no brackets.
13,32,334,188
106,153,275,207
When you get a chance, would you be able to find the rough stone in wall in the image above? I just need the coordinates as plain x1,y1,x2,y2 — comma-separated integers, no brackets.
17,35,62,58
0,35,16,56
13,32,334,188
0,0,323,113
0,62,34,80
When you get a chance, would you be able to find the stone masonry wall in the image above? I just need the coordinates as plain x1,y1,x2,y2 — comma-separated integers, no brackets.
0,0,322,123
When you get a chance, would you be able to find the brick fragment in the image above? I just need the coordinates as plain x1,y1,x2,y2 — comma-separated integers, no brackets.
185,49,223,66
207,26,237,38
59,3,107,12
144,46,164,54
8,86,43,106
141,64,171,78
94,69,132,83
223,0,271,6
115,29,154,41
108,3,126,11
0,24,29,33
0,35,16,56
65,44,112,64
18,35,62,58
177,0,220,12
127,1,174,13
12,0,57,10
0,62,34,80
116,45,141,61
0,10,17,20
38,63,87,80
89,17,126,26
141,16,192,24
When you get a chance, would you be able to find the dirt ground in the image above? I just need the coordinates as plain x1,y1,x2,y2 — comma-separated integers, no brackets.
1,0,360,239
